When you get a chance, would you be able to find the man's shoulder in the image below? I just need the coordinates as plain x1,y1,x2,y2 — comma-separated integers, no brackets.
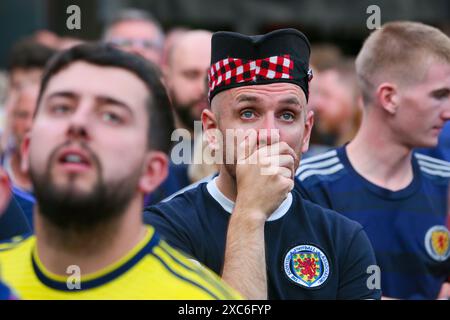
414,152,450,185
147,180,208,212
296,149,349,188
160,174,214,203
143,179,212,228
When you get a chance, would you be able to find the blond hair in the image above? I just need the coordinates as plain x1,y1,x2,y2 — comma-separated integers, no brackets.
355,21,450,105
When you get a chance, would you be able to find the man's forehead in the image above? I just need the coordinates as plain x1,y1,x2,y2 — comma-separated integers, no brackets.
43,61,149,103
424,61,450,82
398,61,450,93
229,83,306,103
111,20,159,38
171,33,211,68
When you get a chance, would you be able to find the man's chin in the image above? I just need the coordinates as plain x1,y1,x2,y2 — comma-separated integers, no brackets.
416,139,438,149
51,180,97,198
316,122,335,135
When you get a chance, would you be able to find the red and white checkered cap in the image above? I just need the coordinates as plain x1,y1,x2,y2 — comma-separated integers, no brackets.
208,28,312,102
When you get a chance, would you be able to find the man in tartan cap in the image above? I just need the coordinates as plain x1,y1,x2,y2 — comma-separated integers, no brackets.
145,29,381,300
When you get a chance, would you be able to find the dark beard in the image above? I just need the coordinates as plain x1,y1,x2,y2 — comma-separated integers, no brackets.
29,143,140,234
311,124,337,146
171,96,205,131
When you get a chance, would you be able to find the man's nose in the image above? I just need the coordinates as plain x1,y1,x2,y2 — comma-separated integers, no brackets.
66,107,91,141
67,123,89,141
259,115,279,145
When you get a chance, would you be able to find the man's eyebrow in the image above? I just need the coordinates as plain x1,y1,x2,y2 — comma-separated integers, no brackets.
44,92,133,114
235,94,303,105
278,97,302,106
97,96,133,114
45,91,78,101
235,94,260,103
431,88,450,95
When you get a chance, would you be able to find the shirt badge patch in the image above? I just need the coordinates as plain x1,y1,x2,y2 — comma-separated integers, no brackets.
425,225,450,261
284,244,330,288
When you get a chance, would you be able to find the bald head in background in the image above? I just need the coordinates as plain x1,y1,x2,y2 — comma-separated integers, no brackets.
164,30,212,132
103,9,165,65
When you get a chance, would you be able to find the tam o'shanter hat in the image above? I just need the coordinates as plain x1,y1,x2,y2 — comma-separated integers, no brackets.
208,28,312,102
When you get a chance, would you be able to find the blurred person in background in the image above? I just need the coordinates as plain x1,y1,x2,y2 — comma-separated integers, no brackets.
145,30,217,205
164,30,212,135
305,44,343,157
310,44,343,71
161,27,189,67
33,29,84,51
33,30,60,50
307,58,362,148
1,39,57,228
0,167,11,215
0,72,8,136
102,8,165,65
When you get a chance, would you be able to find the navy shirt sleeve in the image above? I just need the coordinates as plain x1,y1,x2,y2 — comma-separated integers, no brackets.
338,227,381,299
0,197,31,241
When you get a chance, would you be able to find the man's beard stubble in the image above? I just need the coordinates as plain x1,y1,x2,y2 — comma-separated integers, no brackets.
29,142,141,235
170,93,206,132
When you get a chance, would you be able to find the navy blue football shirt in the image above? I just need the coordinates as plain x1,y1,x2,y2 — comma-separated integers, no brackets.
296,146,450,299
144,177,381,299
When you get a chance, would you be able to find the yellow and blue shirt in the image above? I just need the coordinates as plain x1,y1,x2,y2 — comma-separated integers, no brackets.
0,226,241,300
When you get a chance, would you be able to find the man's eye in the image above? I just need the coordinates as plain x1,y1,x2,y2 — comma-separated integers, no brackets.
241,110,256,119
280,112,295,121
51,105,72,115
101,111,123,124
183,71,199,80
433,91,449,100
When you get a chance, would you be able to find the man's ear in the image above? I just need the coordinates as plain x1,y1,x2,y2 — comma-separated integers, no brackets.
20,133,31,174
301,109,315,154
201,109,221,151
376,82,399,115
138,151,169,194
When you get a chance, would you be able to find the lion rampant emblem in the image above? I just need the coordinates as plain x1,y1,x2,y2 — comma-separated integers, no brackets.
284,245,330,288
